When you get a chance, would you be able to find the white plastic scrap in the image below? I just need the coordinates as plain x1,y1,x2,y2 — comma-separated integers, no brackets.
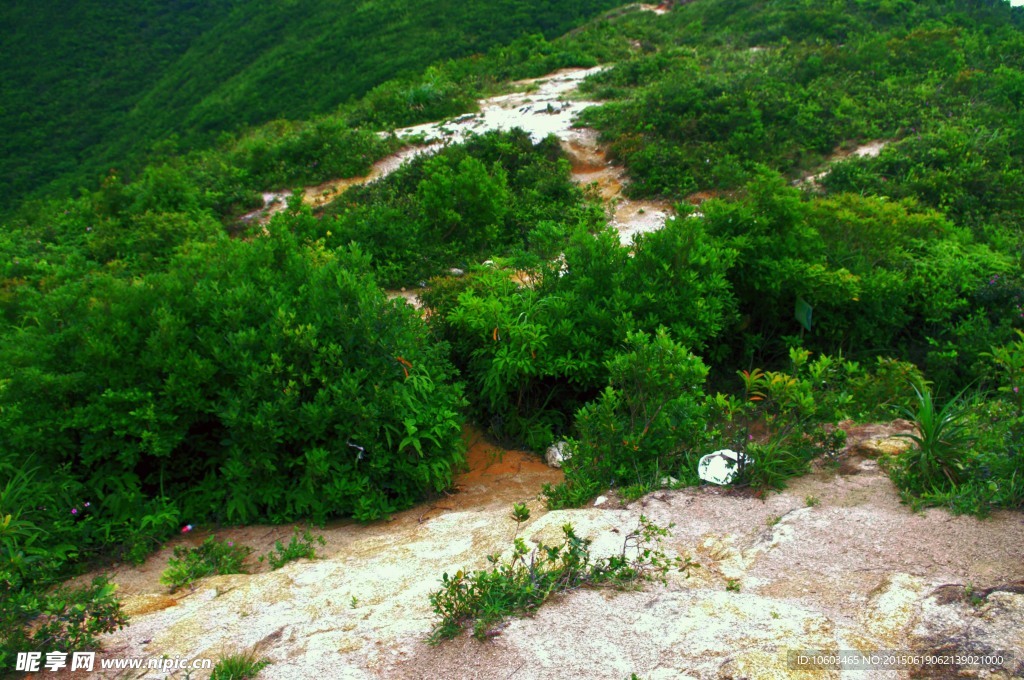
545,440,572,468
697,449,751,485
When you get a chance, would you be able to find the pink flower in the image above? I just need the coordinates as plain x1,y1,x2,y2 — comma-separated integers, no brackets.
181,524,194,534
84,501,91,508
71,508,78,515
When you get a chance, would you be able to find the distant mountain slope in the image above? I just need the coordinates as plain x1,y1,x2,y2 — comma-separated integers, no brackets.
0,1,238,208
0,0,625,213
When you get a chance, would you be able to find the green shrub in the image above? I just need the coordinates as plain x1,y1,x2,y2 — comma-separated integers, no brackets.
886,334,1024,516
891,385,974,493
699,348,864,491
319,129,587,288
1,457,135,672
229,118,391,190
0,228,467,525
347,66,478,129
736,439,814,491
0,576,127,671
260,528,326,570
886,392,1024,516
986,329,1024,406
428,507,696,642
160,536,253,592
433,213,736,449
847,357,927,420
0,450,178,586
546,329,710,507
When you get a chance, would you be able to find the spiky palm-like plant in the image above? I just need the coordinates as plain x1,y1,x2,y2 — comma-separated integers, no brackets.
895,385,973,491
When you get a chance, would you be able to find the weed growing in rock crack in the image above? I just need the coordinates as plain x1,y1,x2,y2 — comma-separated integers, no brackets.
350,595,359,608
726,579,741,592
964,582,985,608
160,536,253,592
427,507,698,642
766,515,781,527
210,648,270,680
511,503,531,524
805,495,820,507
259,528,326,570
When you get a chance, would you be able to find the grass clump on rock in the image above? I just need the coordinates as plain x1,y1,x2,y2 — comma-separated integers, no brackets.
160,536,253,592
427,503,697,642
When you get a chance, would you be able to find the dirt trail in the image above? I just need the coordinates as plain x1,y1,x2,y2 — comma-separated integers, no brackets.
240,66,672,250
800,139,889,186
72,427,560,607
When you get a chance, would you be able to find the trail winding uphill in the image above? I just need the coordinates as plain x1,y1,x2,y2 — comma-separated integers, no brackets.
240,66,673,250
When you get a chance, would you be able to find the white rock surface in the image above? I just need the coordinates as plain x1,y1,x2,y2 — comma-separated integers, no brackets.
545,440,572,468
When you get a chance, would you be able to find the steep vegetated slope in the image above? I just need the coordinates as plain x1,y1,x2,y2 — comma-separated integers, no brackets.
2,0,1024,669
0,0,625,213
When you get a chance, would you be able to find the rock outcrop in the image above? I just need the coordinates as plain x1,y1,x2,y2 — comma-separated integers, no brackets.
81,425,1022,679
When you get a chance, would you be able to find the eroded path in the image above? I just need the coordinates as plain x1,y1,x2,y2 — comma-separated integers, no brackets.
240,66,672,249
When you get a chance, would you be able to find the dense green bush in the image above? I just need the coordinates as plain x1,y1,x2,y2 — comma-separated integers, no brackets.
546,330,711,507
546,345,929,507
0,228,467,525
428,212,735,448
573,0,1024,242
315,129,589,287
228,118,393,190
692,170,1014,385
1,459,132,669
347,66,480,130
821,123,1024,239
0,575,127,671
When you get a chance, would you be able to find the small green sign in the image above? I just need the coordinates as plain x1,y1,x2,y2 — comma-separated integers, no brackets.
795,297,813,331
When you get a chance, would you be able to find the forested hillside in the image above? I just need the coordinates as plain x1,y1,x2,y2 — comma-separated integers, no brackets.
0,0,624,213
3,0,1024,668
